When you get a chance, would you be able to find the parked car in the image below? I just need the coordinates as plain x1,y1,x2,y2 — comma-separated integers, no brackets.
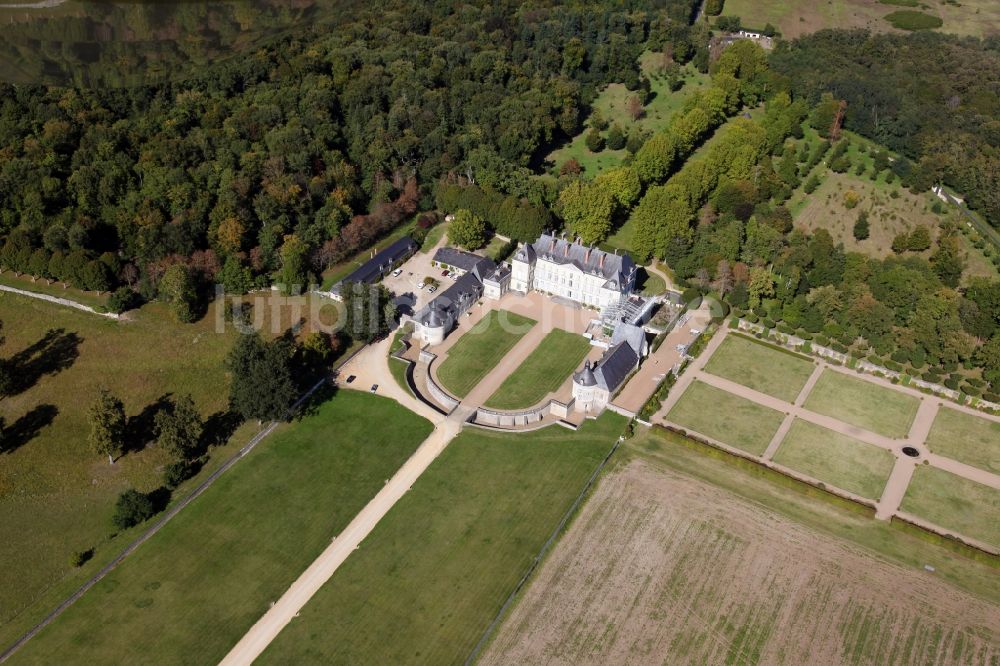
450,272,459,281
690,328,701,335
428,285,438,293
370,384,378,393
418,282,428,290
441,269,450,277
391,268,402,277
346,375,356,384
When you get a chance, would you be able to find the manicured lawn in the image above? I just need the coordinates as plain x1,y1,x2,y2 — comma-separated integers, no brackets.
901,465,1000,548
257,413,626,664
436,310,536,398
484,329,592,410
666,380,786,456
0,296,242,636
636,267,666,296
803,370,919,438
704,334,816,403
773,419,895,499
924,407,1000,474
10,392,432,665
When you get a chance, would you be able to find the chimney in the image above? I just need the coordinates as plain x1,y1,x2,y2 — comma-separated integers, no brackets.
550,237,556,252
564,243,569,257
584,247,591,263
599,253,605,270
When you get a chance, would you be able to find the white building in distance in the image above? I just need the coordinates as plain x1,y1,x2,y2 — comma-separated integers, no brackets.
510,233,637,310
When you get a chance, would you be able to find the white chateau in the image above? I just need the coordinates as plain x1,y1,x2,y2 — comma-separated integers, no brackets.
409,234,638,347
511,233,637,309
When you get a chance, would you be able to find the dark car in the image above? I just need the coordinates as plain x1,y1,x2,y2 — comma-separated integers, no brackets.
346,375,356,384
370,384,378,393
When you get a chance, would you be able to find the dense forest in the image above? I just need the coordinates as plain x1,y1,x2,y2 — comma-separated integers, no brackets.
769,30,1000,231
0,0,701,299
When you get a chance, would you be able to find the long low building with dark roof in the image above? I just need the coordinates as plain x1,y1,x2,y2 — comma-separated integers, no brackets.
329,236,418,300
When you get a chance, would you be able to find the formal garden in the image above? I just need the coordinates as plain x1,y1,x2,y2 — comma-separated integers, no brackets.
484,329,592,410
435,310,537,398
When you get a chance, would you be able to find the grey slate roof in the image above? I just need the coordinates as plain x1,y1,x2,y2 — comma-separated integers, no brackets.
573,360,597,387
593,341,638,392
335,236,417,289
433,247,487,273
528,233,636,289
611,323,647,357
413,269,485,330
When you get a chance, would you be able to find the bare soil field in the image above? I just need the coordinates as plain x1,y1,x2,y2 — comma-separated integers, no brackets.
481,458,1000,665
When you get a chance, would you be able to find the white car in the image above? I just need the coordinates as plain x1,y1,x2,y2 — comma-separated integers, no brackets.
690,328,701,335
418,282,428,290
391,268,402,277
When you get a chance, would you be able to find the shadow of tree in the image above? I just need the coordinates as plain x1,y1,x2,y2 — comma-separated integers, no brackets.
1,403,59,454
147,486,172,514
125,394,173,454
294,382,336,421
198,410,243,455
4,328,83,396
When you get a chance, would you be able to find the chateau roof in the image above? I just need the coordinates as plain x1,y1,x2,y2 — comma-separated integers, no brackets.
527,233,636,285
593,341,638,393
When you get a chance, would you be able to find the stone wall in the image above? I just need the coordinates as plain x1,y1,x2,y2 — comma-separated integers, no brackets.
421,352,460,414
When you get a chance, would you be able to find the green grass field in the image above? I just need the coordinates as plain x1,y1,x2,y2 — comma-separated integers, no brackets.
718,0,999,39
436,310,536,398
257,412,626,664
803,370,919,438
484,330,592,410
773,419,895,499
667,380,786,455
544,58,709,178
9,392,432,665
636,267,667,296
704,334,816,403
923,407,1000,474
786,132,998,284
0,295,244,633
901,465,1000,548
